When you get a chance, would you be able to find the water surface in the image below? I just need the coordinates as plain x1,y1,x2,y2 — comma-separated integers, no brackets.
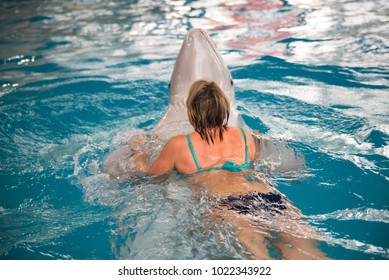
0,0,388,259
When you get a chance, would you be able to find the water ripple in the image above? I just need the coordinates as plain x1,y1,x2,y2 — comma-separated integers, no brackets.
309,207,389,224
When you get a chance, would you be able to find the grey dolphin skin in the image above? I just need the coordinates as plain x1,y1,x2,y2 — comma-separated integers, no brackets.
153,28,245,142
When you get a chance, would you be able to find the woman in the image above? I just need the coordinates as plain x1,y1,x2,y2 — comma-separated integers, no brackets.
131,79,327,259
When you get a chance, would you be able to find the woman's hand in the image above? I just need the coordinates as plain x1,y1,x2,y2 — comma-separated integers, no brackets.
127,136,148,172
127,134,176,176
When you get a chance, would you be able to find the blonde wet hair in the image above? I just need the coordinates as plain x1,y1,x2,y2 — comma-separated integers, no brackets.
186,79,230,144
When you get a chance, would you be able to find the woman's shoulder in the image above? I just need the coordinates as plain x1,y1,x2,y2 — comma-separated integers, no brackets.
227,126,251,136
228,126,256,159
165,134,189,149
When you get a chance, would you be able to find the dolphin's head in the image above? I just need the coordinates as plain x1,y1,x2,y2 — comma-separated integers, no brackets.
154,29,243,141
169,28,235,107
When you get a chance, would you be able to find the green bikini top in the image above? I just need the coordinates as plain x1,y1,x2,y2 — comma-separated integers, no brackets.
186,128,250,174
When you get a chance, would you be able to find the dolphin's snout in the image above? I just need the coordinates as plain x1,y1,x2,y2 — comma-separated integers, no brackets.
186,28,208,42
187,28,206,35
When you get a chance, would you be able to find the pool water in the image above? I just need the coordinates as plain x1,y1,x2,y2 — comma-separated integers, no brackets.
0,0,388,260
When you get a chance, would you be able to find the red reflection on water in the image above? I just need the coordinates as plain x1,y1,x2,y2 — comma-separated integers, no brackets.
225,0,283,11
212,0,297,58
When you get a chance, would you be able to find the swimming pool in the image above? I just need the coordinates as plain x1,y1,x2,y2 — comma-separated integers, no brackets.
0,0,388,259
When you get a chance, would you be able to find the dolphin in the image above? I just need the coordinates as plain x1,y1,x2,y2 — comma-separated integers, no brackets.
153,28,245,142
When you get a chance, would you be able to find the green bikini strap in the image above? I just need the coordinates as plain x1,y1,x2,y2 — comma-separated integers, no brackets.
240,128,249,163
186,134,201,172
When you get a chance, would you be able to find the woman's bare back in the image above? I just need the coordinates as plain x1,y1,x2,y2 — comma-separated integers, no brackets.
175,127,256,174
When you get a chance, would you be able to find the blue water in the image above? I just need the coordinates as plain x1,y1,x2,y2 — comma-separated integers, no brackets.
0,0,388,260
